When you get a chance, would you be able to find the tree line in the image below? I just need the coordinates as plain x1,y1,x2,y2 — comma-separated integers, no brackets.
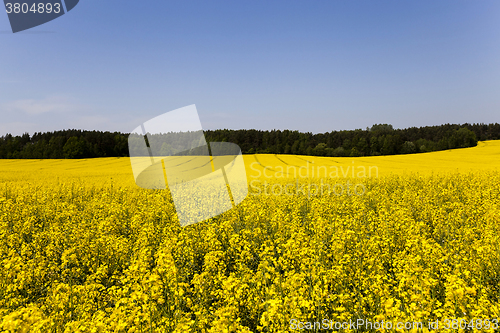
0,123,499,159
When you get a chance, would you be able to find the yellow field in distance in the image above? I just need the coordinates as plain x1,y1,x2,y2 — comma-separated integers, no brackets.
0,140,498,186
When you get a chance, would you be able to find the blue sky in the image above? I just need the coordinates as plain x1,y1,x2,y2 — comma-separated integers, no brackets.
1,0,499,136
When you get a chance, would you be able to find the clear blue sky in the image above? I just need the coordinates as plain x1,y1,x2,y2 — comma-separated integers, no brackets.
1,0,499,136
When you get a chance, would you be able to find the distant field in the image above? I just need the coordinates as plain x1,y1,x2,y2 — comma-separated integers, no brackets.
247,140,500,178
0,140,499,185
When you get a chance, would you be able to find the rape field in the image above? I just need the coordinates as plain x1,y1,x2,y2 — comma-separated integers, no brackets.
0,141,500,332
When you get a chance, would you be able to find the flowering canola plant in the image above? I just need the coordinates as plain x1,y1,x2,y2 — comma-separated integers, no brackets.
0,141,499,332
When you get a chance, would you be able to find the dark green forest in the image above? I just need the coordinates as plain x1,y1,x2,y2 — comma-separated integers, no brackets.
0,123,499,159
